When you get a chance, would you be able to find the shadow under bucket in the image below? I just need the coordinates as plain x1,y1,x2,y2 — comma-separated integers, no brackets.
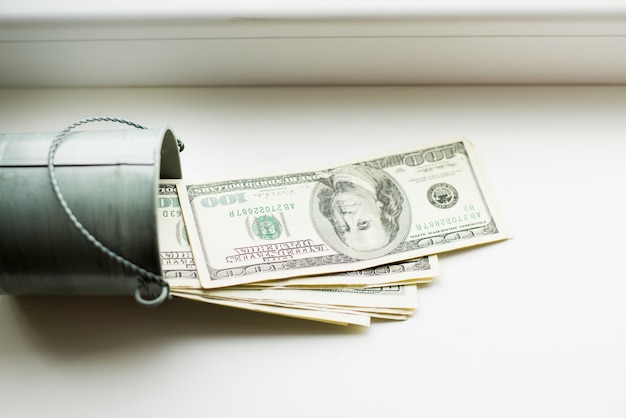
0,125,182,297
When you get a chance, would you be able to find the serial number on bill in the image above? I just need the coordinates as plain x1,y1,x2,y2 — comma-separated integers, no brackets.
228,203,296,217
416,211,482,231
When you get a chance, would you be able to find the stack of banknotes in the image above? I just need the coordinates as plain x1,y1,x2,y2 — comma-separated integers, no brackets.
158,137,509,326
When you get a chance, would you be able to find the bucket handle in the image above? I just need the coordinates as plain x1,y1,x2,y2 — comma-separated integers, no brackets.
47,117,181,307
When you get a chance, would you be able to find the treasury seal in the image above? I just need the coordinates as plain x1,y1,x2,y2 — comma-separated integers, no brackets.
251,215,283,240
427,183,459,209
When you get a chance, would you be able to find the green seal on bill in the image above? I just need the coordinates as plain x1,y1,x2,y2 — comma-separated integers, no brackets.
252,215,283,240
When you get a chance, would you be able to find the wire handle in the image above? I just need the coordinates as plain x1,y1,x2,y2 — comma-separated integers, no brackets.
47,117,178,307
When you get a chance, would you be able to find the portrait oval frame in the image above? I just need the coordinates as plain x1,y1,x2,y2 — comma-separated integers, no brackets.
310,168,412,260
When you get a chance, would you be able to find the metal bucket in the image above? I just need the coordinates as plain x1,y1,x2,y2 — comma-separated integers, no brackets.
0,125,182,297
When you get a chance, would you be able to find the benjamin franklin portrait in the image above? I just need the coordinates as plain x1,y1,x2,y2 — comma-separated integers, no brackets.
312,164,408,259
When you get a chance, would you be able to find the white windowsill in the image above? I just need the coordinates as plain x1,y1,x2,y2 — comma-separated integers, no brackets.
2,1,626,86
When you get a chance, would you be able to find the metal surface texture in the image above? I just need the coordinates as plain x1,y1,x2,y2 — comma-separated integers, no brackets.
0,126,182,296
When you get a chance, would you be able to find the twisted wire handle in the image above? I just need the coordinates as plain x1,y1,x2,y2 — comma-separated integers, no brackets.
47,116,171,306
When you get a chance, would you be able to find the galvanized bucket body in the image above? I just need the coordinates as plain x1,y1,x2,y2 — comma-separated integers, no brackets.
0,126,182,296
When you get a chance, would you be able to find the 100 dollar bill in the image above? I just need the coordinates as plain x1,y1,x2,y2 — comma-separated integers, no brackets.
158,182,200,288
177,138,509,288
160,180,438,289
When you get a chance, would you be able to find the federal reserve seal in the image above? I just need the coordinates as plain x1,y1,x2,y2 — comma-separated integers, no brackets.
251,215,283,240
427,183,459,209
